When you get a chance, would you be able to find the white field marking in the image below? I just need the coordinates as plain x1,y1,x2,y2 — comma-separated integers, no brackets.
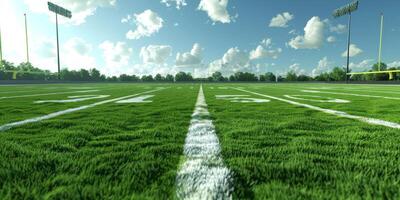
0,90,99,100
67,87,95,90
0,89,163,132
311,87,400,95
176,85,232,199
301,90,400,100
234,88,400,129
216,95,270,103
209,87,214,89
34,95,110,103
284,95,350,103
115,95,154,103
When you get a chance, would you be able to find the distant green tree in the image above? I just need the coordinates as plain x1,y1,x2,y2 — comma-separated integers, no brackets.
211,71,225,82
228,75,236,82
154,74,164,82
330,67,347,81
297,74,311,81
165,74,174,82
79,69,90,81
233,72,258,81
286,70,297,81
141,75,154,82
90,68,101,81
175,72,193,82
315,72,332,81
371,62,388,81
264,72,276,82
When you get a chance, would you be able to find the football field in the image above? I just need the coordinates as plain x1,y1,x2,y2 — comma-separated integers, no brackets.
1,83,400,199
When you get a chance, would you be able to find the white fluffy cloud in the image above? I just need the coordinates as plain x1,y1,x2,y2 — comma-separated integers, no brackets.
62,38,96,70
161,0,187,9
125,10,164,40
176,43,203,66
249,45,282,60
198,0,232,24
140,45,172,64
31,37,96,72
289,63,306,75
206,47,250,76
269,12,294,28
342,44,363,57
349,59,374,71
330,24,347,34
312,57,332,77
261,38,272,47
289,16,325,49
327,36,336,43
24,0,116,25
222,47,249,67
388,61,400,68
99,41,132,75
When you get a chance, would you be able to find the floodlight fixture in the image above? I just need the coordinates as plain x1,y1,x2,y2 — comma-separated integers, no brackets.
48,2,72,79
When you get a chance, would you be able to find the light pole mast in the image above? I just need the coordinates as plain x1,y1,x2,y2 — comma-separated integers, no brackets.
333,1,359,83
345,13,351,83
47,1,72,80
24,13,30,63
55,13,60,79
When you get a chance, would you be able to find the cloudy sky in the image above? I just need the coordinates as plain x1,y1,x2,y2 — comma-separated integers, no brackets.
2,0,400,77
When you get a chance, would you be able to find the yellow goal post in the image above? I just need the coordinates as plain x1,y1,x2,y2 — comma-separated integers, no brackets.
347,70,400,80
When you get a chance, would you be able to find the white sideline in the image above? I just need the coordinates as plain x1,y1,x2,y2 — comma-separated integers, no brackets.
234,88,400,129
0,89,163,132
0,90,100,100
176,85,232,199
301,90,400,100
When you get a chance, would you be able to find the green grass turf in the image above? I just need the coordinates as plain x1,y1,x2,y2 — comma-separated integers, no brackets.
0,83,198,199
1,83,400,199
205,83,400,199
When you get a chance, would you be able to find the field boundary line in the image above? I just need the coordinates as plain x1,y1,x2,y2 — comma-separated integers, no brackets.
0,88,164,132
0,90,100,100
234,88,400,129
301,90,400,100
176,85,233,199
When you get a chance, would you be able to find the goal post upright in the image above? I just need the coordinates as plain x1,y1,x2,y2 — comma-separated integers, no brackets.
378,13,384,71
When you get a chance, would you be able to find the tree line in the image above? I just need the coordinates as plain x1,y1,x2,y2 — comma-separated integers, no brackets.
0,60,399,82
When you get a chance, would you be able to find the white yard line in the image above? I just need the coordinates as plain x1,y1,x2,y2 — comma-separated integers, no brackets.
301,90,400,100
176,85,232,199
234,88,400,129
0,89,163,132
0,90,100,100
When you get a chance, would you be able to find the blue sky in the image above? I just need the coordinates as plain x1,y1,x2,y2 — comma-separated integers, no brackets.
2,0,400,77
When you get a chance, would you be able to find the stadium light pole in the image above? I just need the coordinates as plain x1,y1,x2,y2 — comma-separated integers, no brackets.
378,13,384,71
24,13,30,63
333,1,359,83
47,2,72,80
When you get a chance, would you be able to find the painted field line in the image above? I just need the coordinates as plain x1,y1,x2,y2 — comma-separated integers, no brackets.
234,88,400,129
301,90,400,100
0,89,163,132
0,90,100,100
176,85,232,199
313,87,400,96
